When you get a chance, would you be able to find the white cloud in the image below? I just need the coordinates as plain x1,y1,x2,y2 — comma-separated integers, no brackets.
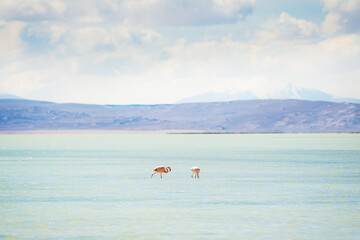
119,0,255,26
0,2,359,104
0,0,66,21
316,34,360,72
257,12,319,42
322,0,360,12
322,12,342,34
321,0,360,34
213,0,255,16
1,31,360,104
0,20,26,60
1,17,360,104
0,69,49,97
0,0,255,26
70,27,113,54
49,25,67,44
50,25,164,74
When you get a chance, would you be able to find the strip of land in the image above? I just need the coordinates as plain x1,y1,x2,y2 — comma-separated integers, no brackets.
1,99,359,133
0,129,205,134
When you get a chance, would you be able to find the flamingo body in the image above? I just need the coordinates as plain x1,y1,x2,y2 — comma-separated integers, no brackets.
191,166,200,178
151,166,171,178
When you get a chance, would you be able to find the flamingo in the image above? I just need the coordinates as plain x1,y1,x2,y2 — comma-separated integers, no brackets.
151,166,171,179
191,166,200,178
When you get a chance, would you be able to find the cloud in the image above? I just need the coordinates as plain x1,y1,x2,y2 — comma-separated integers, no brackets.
0,0,66,21
321,0,360,34
317,34,360,72
18,21,163,55
256,12,319,42
213,0,254,16
12,22,166,80
0,68,50,97
120,0,255,25
0,20,26,60
1,30,360,103
0,1,359,104
0,0,255,26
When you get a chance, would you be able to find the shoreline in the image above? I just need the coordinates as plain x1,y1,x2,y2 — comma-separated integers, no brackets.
0,130,359,135
0,129,204,135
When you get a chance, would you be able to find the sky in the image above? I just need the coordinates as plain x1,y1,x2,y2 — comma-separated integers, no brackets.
0,0,359,104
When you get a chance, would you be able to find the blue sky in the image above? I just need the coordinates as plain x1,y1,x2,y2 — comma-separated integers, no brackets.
0,0,359,104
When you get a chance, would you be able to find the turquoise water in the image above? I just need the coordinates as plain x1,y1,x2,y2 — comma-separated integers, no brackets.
0,134,359,239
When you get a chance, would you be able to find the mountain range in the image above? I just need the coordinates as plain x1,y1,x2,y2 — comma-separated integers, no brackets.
179,84,360,104
0,94,23,100
0,98,359,133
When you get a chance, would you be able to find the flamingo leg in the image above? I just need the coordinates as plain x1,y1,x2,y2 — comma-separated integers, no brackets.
197,173,199,178
160,173,162,179
151,172,157,178
191,172,193,178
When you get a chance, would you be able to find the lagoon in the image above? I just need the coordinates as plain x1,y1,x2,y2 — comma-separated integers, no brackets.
0,134,359,239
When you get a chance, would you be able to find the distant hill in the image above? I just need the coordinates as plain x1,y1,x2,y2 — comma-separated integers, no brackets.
179,90,258,103
0,99,359,132
0,94,23,100
179,84,360,104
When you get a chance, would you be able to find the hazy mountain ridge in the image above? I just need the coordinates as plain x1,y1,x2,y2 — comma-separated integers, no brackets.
179,85,360,104
0,94,23,100
0,99,359,132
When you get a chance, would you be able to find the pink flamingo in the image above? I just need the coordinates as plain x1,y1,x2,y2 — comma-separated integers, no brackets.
151,166,171,178
191,166,200,178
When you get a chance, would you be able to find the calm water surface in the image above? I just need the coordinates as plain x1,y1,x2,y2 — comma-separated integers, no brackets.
0,134,359,239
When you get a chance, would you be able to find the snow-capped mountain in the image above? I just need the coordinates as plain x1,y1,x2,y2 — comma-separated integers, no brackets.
178,84,360,104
